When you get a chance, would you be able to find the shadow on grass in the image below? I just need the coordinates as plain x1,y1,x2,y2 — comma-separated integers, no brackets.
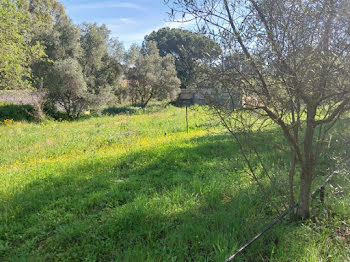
0,135,323,261
102,105,140,115
0,103,35,122
102,102,171,116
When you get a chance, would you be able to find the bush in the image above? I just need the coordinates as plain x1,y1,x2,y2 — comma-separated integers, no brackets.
0,102,35,122
102,105,140,115
46,58,90,119
102,102,170,116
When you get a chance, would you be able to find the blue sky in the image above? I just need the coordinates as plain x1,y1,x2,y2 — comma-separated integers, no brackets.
59,0,195,49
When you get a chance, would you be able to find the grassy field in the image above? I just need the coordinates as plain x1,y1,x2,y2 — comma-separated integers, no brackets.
0,104,349,261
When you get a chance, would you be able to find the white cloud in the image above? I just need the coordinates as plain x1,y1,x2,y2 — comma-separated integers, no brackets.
116,32,146,43
83,13,197,49
124,15,196,41
68,1,144,10
119,18,137,25
79,17,138,32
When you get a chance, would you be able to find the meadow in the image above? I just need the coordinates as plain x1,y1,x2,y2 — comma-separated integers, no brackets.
0,104,349,261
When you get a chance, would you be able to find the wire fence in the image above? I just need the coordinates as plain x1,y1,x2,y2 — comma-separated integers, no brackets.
225,171,339,262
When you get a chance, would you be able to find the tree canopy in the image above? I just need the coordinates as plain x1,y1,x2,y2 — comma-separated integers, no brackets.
20,0,66,25
126,41,181,108
0,0,45,89
47,58,88,119
145,27,221,88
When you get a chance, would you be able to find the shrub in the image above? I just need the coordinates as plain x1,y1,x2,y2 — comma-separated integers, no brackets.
46,58,89,119
0,102,35,121
102,105,139,115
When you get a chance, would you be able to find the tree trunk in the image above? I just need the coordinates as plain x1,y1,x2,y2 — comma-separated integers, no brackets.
297,106,316,219
297,164,314,218
289,152,296,218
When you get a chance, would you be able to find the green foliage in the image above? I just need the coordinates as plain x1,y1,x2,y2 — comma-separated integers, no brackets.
0,102,35,121
126,41,181,108
0,0,122,110
0,107,348,261
102,101,171,116
0,0,45,89
31,18,82,89
31,20,123,114
80,23,109,75
108,38,125,63
46,58,89,119
48,18,82,61
145,27,221,88
20,0,66,25
125,43,141,66
0,0,67,90
78,23,123,106
102,105,139,115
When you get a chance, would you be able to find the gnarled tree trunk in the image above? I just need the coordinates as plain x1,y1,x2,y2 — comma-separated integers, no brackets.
297,106,316,219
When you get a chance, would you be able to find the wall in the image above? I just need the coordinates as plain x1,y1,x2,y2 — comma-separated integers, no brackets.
176,88,241,108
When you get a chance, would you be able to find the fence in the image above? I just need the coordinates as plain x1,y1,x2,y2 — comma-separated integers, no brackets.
225,171,339,261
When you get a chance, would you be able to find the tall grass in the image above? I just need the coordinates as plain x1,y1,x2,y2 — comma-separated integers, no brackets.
0,105,348,261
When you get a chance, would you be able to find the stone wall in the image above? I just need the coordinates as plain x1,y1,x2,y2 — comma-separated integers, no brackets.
0,90,45,105
176,88,241,108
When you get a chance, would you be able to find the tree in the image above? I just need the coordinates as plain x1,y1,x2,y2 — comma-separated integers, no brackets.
48,18,82,61
80,23,109,92
126,41,181,108
46,58,89,119
108,38,125,63
32,19,124,112
23,0,68,88
124,43,141,67
0,0,45,89
106,38,125,103
145,27,221,88
79,23,123,105
20,0,66,25
31,17,82,89
167,0,350,218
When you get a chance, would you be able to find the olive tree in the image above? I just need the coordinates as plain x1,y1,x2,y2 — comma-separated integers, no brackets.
31,18,83,89
166,0,350,218
126,41,181,108
79,23,124,106
46,58,89,119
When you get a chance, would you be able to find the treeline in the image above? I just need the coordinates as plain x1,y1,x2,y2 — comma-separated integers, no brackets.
1,0,124,118
0,0,222,119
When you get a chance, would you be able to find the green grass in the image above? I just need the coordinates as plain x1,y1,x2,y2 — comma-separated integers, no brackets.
0,105,349,261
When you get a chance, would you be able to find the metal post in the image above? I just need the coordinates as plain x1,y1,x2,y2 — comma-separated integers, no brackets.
186,105,189,134
320,186,325,203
